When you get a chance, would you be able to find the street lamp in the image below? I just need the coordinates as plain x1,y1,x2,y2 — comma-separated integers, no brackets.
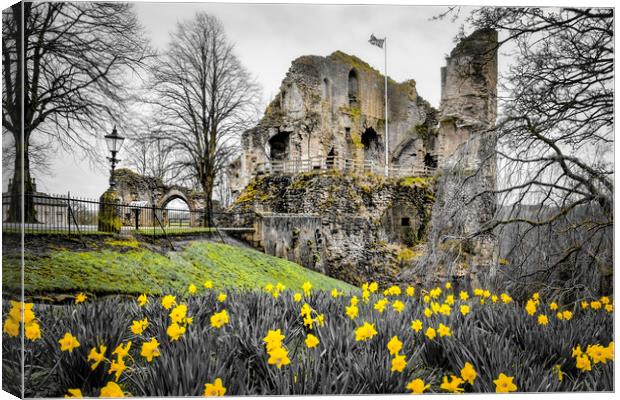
104,126,125,188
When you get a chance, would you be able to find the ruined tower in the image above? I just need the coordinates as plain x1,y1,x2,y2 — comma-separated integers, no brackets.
419,28,499,288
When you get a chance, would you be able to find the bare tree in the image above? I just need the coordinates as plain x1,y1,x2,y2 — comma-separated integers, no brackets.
126,127,175,185
148,12,261,225
463,8,613,297
2,2,150,222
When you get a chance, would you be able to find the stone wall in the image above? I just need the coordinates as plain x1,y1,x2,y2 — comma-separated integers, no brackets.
231,171,435,286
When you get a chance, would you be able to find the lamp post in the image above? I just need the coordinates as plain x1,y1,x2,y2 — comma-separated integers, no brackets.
104,126,125,188
99,126,125,233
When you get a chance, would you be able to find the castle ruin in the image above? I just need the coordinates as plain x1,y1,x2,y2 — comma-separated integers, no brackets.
229,29,499,288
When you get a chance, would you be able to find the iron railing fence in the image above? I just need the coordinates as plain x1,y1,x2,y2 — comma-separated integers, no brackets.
1,193,256,236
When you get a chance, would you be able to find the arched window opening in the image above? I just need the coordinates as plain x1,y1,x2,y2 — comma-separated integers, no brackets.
361,127,379,149
348,69,359,107
269,131,290,160
322,78,330,101
424,152,438,169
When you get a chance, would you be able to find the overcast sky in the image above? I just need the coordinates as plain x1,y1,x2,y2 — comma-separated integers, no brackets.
7,1,479,198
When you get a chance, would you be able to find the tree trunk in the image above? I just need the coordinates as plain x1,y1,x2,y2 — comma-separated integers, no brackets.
8,134,37,223
6,2,37,223
202,175,215,227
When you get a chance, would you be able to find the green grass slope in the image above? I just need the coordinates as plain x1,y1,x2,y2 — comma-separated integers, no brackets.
2,241,357,296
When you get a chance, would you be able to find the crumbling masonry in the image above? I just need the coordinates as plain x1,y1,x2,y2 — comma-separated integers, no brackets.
229,29,499,287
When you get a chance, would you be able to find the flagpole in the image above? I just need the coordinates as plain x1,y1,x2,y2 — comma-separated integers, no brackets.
384,37,389,177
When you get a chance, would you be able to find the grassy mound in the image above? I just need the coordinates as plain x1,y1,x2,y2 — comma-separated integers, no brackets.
2,241,357,296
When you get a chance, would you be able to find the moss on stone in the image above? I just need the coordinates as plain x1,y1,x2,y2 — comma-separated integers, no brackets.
98,189,122,233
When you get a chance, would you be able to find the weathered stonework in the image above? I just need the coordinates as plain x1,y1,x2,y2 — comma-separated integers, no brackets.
406,28,499,289
231,171,435,286
230,51,439,195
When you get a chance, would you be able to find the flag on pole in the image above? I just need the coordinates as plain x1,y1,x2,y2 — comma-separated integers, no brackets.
368,34,385,48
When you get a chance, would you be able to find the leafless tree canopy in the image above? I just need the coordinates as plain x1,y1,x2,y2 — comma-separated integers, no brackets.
466,8,613,298
2,2,151,221
147,12,261,224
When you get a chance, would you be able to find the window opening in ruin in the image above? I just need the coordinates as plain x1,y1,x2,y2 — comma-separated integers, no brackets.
348,69,359,107
269,131,290,160
327,147,336,168
401,217,411,227
424,152,438,169
361,127,379,149
323,78,330,101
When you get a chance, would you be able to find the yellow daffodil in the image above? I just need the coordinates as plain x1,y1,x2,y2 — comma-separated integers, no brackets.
440,375,464,393
501,293,513,303
130,318,148,335
75,293,87,304
425,327,436,340
140,338,160,362
210,310,229,329
305,333,319,348
302,281,312,297
553,364,564,381
391,354,407,372
166,323,186,341
112,341,131,359
460,304,470,315
493,373,517,393
437,323,451,337
406,286,415,297
3,317,20,337
161,295,176,310
550,302,558,310
406,378,429,394
345,304,359,320
392,300,405,313
374,298,388,313
137,294,148,307
25,321,41,341
108,356,127,382
368,282,378,293
538,314,549,326
263,329,285,352
600,296,610,305
188,284,197,295
575,354,591,372
100,381,125,397
590,301,602,310
293,293,302,302
354,322,377,342
387,335,403,355
64,389,83,398
459,291,469,301
411,319,423,332
204,378,226,396
267,345,291,368
461,362,477,385
59,332,80,352
87,345,107,370
525,300,537,316
562,310,573,320
217,293,227,302
203,280,213,289
169,304,188,324
445,295,455,306
445,282,452,289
